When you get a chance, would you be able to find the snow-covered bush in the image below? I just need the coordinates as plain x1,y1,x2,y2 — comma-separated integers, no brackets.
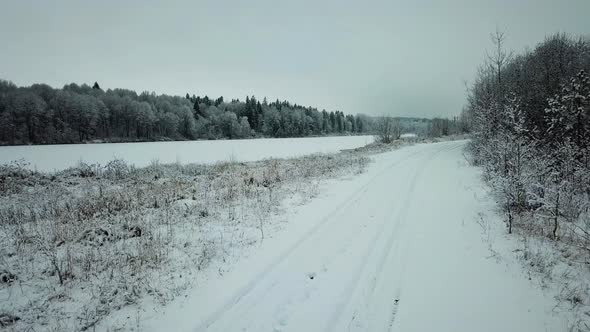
464,32,590,329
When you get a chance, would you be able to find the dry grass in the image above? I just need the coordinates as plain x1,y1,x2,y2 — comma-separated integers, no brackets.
0,151,369,331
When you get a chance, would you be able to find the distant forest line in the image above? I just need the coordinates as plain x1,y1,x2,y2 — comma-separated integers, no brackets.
0,80,461,145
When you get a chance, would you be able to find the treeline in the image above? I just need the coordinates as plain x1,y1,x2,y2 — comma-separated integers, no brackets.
0,81,375,145
428,117,468,138
374,116,466,143
464,32,590,247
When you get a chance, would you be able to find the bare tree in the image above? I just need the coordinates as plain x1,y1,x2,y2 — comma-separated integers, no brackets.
487,28,513,97
375,116,400,144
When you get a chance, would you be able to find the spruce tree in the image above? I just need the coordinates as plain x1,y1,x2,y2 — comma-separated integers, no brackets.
193,99,201,118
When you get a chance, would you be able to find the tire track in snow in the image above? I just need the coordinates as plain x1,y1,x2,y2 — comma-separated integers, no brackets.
330,161,422,331
193,147,433,331
388,298,400,331
379,144,461,332
194,142,461,331
328,144,452,332
383,143,462,332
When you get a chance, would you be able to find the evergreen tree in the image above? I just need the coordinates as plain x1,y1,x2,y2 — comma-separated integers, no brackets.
329,112,336,132
193,99,201,118
256,101,263,131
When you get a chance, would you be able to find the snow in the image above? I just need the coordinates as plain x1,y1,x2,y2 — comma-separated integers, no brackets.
400,133,417,139
0,136,374,172
0,145,371,331
131,140,569,332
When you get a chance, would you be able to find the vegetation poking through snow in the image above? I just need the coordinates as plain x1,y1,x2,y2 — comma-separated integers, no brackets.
0,151,368,331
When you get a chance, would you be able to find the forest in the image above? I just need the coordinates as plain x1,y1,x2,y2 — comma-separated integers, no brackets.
464,32,590,248
0,80,379,145
0,78,465,145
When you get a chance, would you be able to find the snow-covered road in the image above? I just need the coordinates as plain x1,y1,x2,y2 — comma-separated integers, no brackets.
144,140,566,332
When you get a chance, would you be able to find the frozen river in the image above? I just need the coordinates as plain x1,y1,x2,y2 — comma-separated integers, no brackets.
0,136,374,172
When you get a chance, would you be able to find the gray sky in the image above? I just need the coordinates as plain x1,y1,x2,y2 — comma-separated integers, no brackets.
1,0,589,118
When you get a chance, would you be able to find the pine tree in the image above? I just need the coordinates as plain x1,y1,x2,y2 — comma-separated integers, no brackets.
256,101,263,131
329,112,336,132
193,99,201,118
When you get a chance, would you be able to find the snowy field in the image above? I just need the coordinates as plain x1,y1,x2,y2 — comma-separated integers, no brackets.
1,139,584,331
0,135,374,172
130,141,575,331
0,143,372,331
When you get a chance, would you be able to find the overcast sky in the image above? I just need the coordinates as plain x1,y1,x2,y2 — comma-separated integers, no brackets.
1,0,589,118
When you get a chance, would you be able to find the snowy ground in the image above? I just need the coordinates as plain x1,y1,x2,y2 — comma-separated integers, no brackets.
132,140,573,332
1,139,583,331
0,135,374,172
0,143,371,331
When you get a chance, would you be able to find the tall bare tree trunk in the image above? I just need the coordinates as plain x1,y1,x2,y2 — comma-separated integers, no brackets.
552,192,559,239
